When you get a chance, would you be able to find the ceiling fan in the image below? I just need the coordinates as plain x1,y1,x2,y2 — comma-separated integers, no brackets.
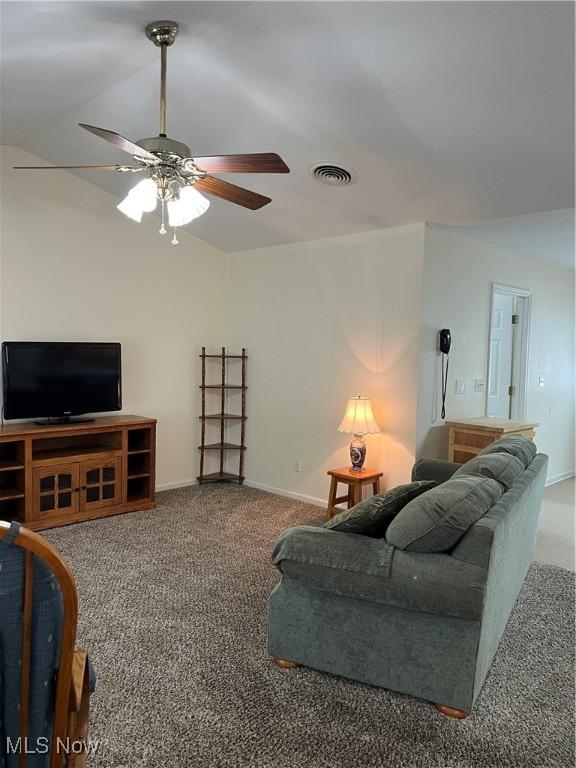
14,20,290,244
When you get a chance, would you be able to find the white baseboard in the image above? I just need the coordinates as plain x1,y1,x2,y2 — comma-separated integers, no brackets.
156,479,197,492
545,470,575,487
158,472,574,497
155,477,327,508
243,479,326,508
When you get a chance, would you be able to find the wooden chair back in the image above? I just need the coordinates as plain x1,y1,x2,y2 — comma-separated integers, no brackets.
0,521,79,768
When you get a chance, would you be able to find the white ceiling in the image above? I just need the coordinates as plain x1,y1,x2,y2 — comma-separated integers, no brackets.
1,1,574,253
433,209,575,270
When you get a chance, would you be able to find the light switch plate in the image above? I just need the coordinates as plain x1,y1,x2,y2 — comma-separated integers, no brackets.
474,379,485,393
455,379,466,395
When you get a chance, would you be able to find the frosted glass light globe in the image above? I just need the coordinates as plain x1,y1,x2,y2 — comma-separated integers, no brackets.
116,178,158,222
168,186,210,227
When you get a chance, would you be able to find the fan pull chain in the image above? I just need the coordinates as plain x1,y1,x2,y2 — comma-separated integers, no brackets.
159,200,167,235
171,230,179,246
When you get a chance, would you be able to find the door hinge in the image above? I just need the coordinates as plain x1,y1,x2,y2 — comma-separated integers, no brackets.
512,314,519,324
508,385,516,396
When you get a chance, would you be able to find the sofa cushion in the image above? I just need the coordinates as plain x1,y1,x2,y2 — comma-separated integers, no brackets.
324,481,436,537
386,475,503,552
274,527,487,621
479,435,536,467
452,452,524,490
274,526,395,577
411,458,461,485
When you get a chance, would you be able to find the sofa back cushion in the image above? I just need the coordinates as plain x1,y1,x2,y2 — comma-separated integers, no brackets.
479,435,536,467
324,481,436,537
411,458,460,485
386,474,503,552
452,452,525,490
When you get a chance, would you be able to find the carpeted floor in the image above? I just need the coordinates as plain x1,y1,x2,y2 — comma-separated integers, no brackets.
44,485,575,768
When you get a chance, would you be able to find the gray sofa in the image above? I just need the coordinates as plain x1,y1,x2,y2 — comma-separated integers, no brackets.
268,438,548,716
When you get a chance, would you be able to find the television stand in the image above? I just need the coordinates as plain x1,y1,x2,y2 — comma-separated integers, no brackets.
0,414,156,531
34,416,96,426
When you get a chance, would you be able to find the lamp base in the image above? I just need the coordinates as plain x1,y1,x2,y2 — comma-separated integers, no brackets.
350,434,366,472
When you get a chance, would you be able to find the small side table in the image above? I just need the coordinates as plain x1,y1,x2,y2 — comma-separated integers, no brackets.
326,467,383,521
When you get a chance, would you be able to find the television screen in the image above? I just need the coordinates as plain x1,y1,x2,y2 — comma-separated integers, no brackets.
2,342,122,420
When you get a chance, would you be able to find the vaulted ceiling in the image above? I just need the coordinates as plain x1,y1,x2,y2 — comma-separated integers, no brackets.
1,1,574,254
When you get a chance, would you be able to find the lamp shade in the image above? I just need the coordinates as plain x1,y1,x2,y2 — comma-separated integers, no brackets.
337,396,380,435
116,178,158,222
168,186,210,227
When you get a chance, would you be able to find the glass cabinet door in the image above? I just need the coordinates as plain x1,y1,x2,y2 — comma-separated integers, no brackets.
32,464,80,520
79,457,122,511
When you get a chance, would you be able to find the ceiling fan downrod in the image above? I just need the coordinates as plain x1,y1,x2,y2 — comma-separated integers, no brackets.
145,20,179,137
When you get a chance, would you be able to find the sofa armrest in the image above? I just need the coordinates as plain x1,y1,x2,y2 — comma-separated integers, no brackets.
272,526,487,621
272,526,394,577
411,458,462,485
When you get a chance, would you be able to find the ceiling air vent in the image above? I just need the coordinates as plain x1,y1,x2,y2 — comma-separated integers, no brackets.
310,163,357,186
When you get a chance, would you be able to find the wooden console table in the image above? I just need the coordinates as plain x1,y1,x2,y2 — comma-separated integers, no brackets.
326,467,383,521
446,418,538,464
0,415,156,531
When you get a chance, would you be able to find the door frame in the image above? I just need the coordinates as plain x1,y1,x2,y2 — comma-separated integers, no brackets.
486,283,532,420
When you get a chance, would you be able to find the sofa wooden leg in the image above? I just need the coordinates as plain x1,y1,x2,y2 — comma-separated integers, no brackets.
434,703,469,719
273,657,301,669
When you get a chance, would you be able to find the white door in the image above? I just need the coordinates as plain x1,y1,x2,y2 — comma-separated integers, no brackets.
509,296,526,420
487,292,514,417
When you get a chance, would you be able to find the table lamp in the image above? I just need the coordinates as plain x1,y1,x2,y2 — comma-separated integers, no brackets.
338,396,381,472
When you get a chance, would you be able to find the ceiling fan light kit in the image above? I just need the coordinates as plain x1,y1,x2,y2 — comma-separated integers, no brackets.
14,20,289,246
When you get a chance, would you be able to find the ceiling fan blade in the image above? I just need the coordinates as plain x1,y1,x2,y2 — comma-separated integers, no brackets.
13,164,139,172
79,123,157,161
188,153,289,174
195,176,272,210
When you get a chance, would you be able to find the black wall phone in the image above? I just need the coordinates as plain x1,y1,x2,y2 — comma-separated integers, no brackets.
439,329,451,419
439,329,451,355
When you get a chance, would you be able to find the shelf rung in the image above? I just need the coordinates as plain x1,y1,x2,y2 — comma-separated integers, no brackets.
199,414,246,420
200,385,247,390
197,472,245,483
199,443,246,450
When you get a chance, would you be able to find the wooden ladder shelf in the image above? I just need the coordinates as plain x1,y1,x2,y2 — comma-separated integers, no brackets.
198,347,247,484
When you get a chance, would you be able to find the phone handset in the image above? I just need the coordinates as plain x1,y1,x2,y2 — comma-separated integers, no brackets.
439,329,451,419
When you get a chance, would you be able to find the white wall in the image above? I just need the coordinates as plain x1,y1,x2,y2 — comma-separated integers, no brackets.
226,224,426,503
416,225,575,483
0,146,227,488
2,148,572,498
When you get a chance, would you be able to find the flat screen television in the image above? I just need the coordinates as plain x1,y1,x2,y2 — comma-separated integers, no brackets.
2,342,122,423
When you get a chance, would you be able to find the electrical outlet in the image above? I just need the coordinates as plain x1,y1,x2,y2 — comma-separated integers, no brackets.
295,459,302,472
474,378,485,393
455,379,466,395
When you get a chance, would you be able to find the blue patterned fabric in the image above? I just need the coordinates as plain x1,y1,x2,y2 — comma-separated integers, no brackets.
0,522,63,768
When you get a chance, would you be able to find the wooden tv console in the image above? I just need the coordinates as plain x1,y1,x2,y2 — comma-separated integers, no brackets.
0,415,156,531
